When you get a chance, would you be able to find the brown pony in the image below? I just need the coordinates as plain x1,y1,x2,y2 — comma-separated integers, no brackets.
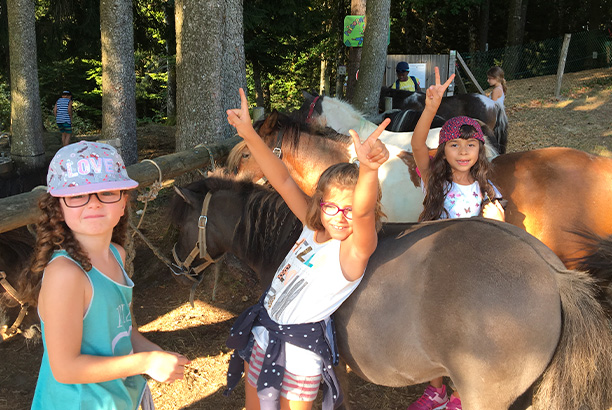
169,176,612,410
255,111,612,269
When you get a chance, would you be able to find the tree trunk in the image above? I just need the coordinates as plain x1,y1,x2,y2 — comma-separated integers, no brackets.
352,0,389,116
477,0,490,52
252,62,265,108
503,0,528,78
7,0,45,172
175,0,246,154
221,0,246,138
165,0,177,123
346,0,366,102
100,0,138,165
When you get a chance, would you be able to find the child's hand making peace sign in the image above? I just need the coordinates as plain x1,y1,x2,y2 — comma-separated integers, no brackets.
425,67,455,111
349,118,391,171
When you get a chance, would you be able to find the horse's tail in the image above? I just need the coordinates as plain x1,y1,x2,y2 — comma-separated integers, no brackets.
533,268,612,410
492,105,508,154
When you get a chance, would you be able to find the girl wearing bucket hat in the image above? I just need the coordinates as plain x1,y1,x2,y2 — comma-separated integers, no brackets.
21,141,190,410
407,68,505,410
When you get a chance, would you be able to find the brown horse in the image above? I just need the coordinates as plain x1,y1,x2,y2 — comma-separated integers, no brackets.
169,176,612,410
255,112,612,269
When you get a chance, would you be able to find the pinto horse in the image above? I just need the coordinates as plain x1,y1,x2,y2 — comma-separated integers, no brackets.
256,110,498,223
0,227,39,342
169,176,612,410
376,87,509,153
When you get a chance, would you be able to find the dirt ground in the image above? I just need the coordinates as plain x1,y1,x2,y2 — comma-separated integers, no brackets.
1,67,611,410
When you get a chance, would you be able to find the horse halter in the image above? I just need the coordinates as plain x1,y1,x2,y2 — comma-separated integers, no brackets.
273,127,284,158
305,95,320,123
0,270,30,341
171,192,223,284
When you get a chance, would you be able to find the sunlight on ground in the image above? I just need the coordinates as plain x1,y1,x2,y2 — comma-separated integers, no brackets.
555,100,573,108
594,147,612,158
572,89,611,111
139,300,234,332
139,300,240,410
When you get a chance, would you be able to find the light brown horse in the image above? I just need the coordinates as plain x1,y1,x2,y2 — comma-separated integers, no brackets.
256,111,612,268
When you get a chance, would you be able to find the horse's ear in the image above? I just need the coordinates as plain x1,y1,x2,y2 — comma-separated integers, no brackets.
302,90,313,101
174,186,202,209
259,110,279,137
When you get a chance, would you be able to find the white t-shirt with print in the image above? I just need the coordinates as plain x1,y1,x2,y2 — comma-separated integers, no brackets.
252,227,362,375
421,180,501,219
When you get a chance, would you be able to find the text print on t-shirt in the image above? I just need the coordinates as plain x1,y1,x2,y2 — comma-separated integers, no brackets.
266,237,316,317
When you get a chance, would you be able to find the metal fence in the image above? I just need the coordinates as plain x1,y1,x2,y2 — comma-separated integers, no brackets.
460,31,612,92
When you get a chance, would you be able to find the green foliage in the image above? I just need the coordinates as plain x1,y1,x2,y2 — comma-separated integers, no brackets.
0,81,10,132
43,99,99,135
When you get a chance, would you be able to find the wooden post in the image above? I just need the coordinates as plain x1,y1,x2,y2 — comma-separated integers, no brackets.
384,97,393,112
447,50,457,96
0,136,241,234
455,52,485,94
555,33,572,99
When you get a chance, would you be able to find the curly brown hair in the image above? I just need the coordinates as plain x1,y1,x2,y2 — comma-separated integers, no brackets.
18,193,130,307
419,128,498,221
304,163,385,233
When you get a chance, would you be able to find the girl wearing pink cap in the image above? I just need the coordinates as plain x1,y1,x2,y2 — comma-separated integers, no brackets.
20,141,190,410
407,68,505,410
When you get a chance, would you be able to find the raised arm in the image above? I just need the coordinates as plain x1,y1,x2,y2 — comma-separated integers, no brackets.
339,119,390,281
227,88,309,223
412,67,455,185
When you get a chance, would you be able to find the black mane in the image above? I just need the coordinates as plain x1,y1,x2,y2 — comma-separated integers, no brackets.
170,176,302,273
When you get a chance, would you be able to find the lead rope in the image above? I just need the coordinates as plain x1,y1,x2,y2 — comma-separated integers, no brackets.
195,144,217,176
125,159,165,277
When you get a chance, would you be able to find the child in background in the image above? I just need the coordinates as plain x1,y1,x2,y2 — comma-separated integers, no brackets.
20,141,189,410
408,68,505,410
53,90,73,146
486,66,507,107
223,88,390,410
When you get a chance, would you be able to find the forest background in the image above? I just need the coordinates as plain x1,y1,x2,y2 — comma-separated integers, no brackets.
0,0,611,165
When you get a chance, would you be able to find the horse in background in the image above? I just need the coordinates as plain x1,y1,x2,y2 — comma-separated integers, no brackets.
169,175,612,410
256,110,431,221
301,89,509,153
382,108,447,133
0,226,39,342
297,92,503,157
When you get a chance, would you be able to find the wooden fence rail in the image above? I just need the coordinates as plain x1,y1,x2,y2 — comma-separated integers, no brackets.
0,136,241,234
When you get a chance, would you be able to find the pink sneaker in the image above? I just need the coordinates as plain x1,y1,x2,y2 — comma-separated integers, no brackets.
446,395,462,410
407,384,449,410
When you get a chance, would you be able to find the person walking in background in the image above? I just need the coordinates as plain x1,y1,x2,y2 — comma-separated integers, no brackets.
53,90,73,146
390,62,422,92
486,66,506,107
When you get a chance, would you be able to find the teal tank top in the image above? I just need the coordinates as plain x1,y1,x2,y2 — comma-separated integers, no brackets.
31,244,147,410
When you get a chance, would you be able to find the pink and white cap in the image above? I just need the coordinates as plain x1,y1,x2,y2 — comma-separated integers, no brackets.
47,141,138,197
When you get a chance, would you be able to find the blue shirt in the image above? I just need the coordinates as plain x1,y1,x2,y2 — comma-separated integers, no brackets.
31,245,146,410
